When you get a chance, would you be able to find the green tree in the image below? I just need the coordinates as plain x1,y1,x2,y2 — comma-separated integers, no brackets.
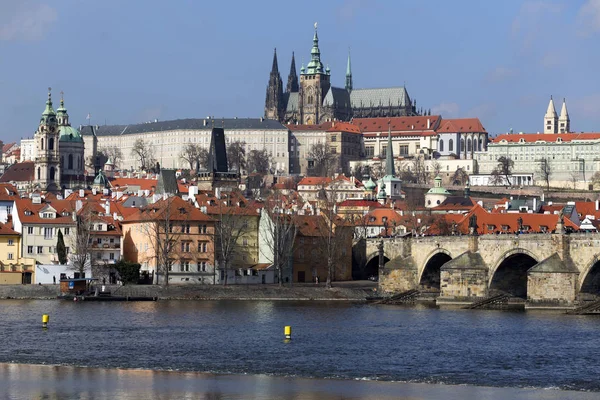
56,230,68,265
114,260,141,285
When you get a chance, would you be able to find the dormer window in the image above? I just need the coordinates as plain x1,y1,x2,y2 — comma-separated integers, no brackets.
24,210,33,216
41,212,52,219
61,211,70,216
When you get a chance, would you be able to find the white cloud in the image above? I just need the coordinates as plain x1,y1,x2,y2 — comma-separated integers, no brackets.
485,66,518,83
511,1,562,50
431,102,460,117
577,0,600,36
0,2,57,41
466,103,497,122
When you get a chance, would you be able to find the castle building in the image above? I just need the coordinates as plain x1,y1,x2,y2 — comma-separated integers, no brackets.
265,24,420,125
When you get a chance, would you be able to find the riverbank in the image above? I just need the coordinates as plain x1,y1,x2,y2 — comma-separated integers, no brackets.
0,283,374,301
1,363,598,400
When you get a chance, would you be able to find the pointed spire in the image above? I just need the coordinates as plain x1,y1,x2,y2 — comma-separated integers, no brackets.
271,48,279,73
345,48,353,92
306,22,324,74
560,98,569,119
544,95,558,133
385,120,395,177
286,52,299,93
545,95,557,117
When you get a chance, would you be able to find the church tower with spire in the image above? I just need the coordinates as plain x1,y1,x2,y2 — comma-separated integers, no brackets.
34,88,61,190
286,52,299,93
57,92,85,185
264,48,285,121
345,49,353,92
558,98,570,133
544,96,558,134
298,22,331,124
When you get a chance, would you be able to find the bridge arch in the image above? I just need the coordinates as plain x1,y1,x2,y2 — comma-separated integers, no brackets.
579,254,600,294
418,249,452,290
489,248,538,298
362,252,389,280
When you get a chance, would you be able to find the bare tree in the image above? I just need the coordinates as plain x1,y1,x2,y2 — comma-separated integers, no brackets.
138,197,206,286
307,143,338,177
179,143,208,172
491,156,514,186
227,141,247,175
247,149,271,174
570,170,580,190
260,191,298,286
131,138,155,171
538,157,552,191
452,167,468,186
592,171,600,189
70,205,95,278
431,160,442,180
101,146,124,168
412,156,430,184
371,162,385,180
398,163,416,183
213,202,252,285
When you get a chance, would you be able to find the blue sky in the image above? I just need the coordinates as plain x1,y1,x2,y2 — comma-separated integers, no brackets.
1,0,600,142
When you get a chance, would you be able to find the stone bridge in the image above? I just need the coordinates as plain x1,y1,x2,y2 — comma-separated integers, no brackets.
358,232,600,307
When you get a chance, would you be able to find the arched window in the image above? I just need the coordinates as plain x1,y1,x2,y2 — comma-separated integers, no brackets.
467,138,472,152
50,167,55,181
449,139,454,152
37,168,41,180
41,139,44,150
460,138,465,152
479,136,484,151
49,138,54,151
473,138,478,153
68,154,73,169
439,140,444,152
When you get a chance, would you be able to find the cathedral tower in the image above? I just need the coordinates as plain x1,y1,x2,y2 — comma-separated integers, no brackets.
57,92,85,185
544,96,558,134
299,23,331,124
558,98,570,133
34,88,61,190
264,48,285,121
345,49,353,93
286,52,299,93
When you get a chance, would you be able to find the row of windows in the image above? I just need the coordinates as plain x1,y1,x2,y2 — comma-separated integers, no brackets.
168,261,209,272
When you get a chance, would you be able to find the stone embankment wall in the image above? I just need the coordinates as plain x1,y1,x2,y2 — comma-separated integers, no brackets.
0,284,371,301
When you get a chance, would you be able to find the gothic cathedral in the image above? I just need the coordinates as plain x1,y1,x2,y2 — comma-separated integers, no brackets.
265,24,425,124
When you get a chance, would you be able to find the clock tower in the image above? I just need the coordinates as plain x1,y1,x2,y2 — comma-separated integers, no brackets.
34,88,61,191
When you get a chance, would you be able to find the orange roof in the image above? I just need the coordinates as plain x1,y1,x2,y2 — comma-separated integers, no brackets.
0,221,19,236
353,116,441,133
492,133,600,143
298,177,332,186
0,184,19,201
436,118,486,133
326,122,362,134
122,196,213,223
362,208,404,226
109,178,157,192
14,198,76,225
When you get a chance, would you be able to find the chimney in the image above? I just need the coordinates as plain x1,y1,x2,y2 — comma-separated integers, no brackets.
200,206,207,213
92,188,97,196
533,197,537,211
104,202,110,215
596,199,599,211
427,118,431,129
79,189,85,198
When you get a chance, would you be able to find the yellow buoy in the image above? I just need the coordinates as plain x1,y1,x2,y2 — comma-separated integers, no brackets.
42,314,49,328
284,325,292,340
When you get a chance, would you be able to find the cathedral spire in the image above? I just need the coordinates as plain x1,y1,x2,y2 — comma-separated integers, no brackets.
286,52,299,93
42,87,56,116
544,95,558,134
306,22,324,74
559,98,570,133
345,48,353,92
385,121,395,177
271,48,279,74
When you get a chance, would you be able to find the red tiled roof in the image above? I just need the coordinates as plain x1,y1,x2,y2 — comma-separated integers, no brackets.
0,184,19,200
0,221,19,236
362,208,404,226
492,133,600,143
0,162,35,183
14,198,76,225
109,178,157,192
2,143,16,153
122,196,213,223
326,122,362,134
298,177,332,186
338,199,383,208
436,118,486,133
353,116,442,133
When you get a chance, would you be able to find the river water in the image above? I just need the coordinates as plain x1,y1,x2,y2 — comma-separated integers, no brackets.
1,300,599,399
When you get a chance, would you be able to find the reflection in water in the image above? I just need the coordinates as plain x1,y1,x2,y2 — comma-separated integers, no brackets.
0,363,598,400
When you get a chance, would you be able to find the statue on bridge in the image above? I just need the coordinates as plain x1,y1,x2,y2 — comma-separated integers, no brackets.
469,213,478,236
377,240,385,270
517,216,523,233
